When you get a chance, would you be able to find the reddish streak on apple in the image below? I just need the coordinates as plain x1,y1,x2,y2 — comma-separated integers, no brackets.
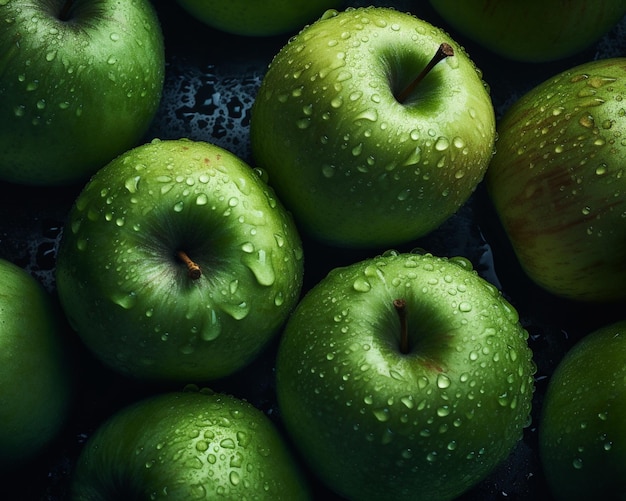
177,250,202,280
393,298,410,354
396,42,455,104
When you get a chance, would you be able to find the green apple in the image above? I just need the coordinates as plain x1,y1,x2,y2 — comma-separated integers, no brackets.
71,387,311,499
250,6,496,248
0,0,165,186
539,320,626,500
428,0,626,63
275,250,536,500
0,258,73,468
55,138,304,382
486,57,626,303
174,0,340,37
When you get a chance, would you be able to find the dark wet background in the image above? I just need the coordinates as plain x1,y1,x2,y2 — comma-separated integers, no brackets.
1,1,625,499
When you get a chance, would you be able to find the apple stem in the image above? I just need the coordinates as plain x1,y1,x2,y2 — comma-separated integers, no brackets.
396,42,455,104
394,298,410,354
177,250,202,280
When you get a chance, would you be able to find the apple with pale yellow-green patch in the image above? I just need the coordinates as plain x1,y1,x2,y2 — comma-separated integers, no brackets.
251,6,496,248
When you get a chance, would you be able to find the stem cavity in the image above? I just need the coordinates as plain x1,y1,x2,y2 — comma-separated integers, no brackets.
396,42,455,104
177,250,202,280
59,0,75,21
394,298,409,355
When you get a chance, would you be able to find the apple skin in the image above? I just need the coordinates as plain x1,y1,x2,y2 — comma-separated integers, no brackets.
539,320,626,500
428,0,626,63
174,0,339,37
486,57,626,303
0,258,73,468
275,251,536,501
250,6,496,248
55,138,304,382
71,388,312,499
0,0,165,186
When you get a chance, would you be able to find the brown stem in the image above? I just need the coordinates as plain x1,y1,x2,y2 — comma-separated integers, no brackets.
394,298,409,354
177,250,202,280
396,42,455,104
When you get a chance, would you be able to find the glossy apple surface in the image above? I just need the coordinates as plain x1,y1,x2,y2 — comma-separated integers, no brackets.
429,0,626,62
55,138,304,382
175,0,339,36
486,57,626,303
539,320,626,500
0,0,165,185
71,388,311,499
0,258,73,468
276,251,535,500
250,6,496,248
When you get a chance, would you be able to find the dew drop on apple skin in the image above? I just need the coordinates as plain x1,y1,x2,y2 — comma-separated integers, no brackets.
200,311,221,342
241,249,276,287
111,291,137,310
352,277,371,292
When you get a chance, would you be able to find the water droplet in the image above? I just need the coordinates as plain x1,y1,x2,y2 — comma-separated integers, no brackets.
337,70,352,82
200,310,221,341
296,118,310,129
352,277,371,292
595,163,608,175
331,96,343,108
373,408,390,422
573,458,584,469
437,374,451,389
354,108,378,122
242,249,275,286
321,164,335,178
230,451,243,468
498,393,509,407
397,188,411,201
400,396,414,409
437,406,450,417
124,176,140,193
458,302,472,312
219,301,250,320
111,291,137,310
435,137,449,151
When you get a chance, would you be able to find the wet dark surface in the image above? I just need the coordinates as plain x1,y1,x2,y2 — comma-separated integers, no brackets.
1,1,625,499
